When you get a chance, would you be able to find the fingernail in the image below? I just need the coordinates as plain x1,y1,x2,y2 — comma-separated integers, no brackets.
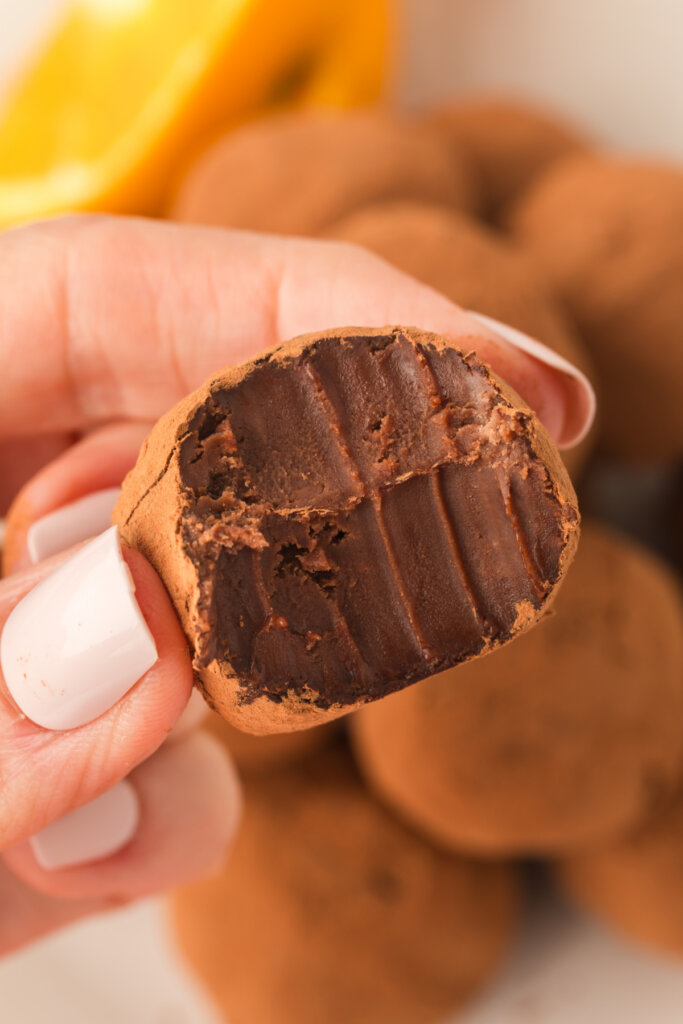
466,311,596,448
1,526,158,730
27,487,121,564
30,780,139,871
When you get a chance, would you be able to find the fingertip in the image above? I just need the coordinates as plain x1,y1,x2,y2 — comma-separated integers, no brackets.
192,729,244,848
168,687,210,741
0,531,196,851
120,544,186,660
25,488,121,566
1,528,158,732
130,729,243,885
7,731,242,901
114,541,195,732
28,780,140,872
464,311,597,448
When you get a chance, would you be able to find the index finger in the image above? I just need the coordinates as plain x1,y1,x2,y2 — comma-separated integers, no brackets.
0,215,593,446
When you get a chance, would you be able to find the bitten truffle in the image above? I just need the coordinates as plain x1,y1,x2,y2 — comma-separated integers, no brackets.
169,108,478,233
323,200,597,478
428,97,587,220
114,326,579,734
351,522,683,855
172,744,520,1024
508,156,683,461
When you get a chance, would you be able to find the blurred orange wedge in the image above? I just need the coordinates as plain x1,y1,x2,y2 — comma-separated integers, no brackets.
0,0,390,228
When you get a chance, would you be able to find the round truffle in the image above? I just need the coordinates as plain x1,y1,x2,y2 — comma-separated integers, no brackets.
351,522,683,855
428,97,587,220
204,711,337,774
323,200,597,478
508,156,683,461
558,789,683,959
172,744,520,1024
169,108,478,233
114,326,579,734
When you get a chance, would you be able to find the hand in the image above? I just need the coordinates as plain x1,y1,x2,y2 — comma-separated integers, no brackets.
0,214,594,956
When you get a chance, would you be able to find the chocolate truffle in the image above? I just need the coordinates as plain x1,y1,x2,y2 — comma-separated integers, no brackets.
172,745,520,1024
428,97,587,220
322,200,597,478
169,108,478,233
114,326,579,734
205,712,337,774
508,156,683,461
558,789,683,959
351,522,683,855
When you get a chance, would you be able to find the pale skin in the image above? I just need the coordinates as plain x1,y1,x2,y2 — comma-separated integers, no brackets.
0,215,586,955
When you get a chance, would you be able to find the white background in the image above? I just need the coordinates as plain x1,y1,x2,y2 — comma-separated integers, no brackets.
1,1,683,1022
400,0,683,159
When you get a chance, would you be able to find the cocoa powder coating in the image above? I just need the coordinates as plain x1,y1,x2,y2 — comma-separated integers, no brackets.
169,108,478,233
508,156,683,461
429,97,587,220
172,744,520,1024
114,326,579,734
558,789,683,959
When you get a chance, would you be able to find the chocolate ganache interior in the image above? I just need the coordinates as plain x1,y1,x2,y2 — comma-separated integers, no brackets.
177,328,577,710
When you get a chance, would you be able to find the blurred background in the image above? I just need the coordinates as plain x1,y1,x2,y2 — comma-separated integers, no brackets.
0,0,682,233
1,1,682,1022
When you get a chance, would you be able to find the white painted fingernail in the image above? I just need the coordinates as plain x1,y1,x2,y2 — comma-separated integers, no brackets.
27,488,121,564
1,526,157,730
30,780,139,871
466,310,596,448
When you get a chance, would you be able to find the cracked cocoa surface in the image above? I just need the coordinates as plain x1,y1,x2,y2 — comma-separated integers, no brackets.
123,327,578,724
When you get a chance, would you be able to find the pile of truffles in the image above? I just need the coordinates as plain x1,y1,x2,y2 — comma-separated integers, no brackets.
173,743,519,1024
124,95,683,1022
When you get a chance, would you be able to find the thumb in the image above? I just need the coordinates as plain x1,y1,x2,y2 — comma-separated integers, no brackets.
0,529,193,850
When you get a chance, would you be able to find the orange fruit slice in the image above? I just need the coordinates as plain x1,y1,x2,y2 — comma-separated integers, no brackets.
0,0,389,228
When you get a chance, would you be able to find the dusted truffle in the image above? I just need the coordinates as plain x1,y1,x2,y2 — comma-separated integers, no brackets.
323,200,597,478
172,744,520,1024
114,326,579,734
558,789,683,959
351,523,683,855
169,108,478,233
429,97,587,220
204,712,337,774
508,156,683,461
